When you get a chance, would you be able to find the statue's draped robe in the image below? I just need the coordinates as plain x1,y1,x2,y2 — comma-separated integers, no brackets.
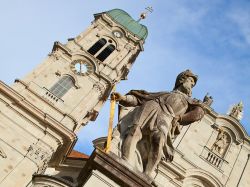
118,90,204,166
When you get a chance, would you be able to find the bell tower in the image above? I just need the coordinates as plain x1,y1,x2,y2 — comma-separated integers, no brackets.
12,9,147,131
0,9,147,187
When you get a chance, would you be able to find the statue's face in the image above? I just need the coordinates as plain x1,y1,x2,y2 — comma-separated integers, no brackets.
181,77,195,96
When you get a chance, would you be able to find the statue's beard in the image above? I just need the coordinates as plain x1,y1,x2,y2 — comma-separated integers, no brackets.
185,88,192,97
177,85,192,97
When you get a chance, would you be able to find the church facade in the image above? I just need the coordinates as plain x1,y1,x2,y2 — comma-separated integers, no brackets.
0,9,249,187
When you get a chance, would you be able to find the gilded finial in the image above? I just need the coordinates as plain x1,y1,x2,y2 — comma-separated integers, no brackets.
137,6,153,22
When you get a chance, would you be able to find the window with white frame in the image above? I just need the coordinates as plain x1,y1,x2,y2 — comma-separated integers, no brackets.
49,75,74,98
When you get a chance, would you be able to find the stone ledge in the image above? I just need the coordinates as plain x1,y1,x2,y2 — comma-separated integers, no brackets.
78,148,153,187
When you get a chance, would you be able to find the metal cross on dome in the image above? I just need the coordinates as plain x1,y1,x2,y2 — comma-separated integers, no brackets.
137,6,153,22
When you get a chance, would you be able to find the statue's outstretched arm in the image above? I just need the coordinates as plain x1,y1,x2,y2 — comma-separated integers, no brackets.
112,92,138,107
179,106,204,126
122,95,138,106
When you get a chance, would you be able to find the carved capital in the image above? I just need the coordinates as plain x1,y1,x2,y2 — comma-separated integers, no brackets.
26,144,53,174
36,158,51,174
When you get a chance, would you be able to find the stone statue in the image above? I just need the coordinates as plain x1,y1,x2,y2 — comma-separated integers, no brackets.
203,93,213,106
211,129,229,156
228,101,243,121
112,70,205,178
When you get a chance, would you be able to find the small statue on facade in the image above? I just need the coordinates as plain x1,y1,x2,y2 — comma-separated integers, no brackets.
228,101,244,121
211,128,229,156
203,93,213,106
112,70,205,178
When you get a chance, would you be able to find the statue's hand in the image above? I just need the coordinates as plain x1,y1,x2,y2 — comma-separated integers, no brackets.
111,92,126,101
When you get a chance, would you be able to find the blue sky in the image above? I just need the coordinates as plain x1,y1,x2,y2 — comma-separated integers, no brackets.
1,0,250,155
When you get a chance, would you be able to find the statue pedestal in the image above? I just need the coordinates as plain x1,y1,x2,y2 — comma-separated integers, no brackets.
78,148,153,187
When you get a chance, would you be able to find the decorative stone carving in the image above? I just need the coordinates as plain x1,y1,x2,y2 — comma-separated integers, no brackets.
203,93,213,106
26,144,52,174
86,109,99,121
36,155,52,174
93,82,105,98
55,70,61,76
120,65,130,80
112,70,205,178
124,44,134,51
0,145,7,158
211,128,230,156
96,24,105,31
49,51,60,60
228,101,243,121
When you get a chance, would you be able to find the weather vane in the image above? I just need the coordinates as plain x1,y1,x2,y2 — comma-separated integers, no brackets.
137,6,153,22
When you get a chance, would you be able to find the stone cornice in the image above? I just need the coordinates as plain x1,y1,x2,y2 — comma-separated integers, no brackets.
52,41,72,58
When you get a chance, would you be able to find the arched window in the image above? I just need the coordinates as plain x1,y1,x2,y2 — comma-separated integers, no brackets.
87,38,116,62
87,38,107,55
96,44,115,62
49,75,74,98
183,175,219,187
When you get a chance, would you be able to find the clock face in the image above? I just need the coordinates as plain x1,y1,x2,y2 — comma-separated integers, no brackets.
70,59,94,76
113,31,122,38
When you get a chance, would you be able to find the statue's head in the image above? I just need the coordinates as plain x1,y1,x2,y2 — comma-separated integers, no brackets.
174,69,198,97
